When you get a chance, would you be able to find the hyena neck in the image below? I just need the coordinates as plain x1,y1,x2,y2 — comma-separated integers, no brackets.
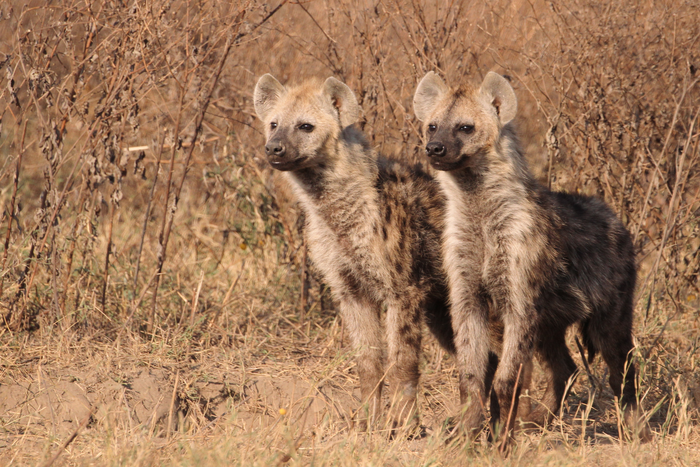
439,125,536,218
491,124,533,182
287,128,380,240
438,167,482,194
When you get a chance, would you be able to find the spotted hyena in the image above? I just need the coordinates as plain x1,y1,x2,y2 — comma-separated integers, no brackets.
253,74,462,431
413,71,649,441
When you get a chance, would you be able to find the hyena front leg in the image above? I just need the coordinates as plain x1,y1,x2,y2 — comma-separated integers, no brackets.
385,296,423,431
452,304,491,437
340,296,384,430
492,308,537,441
491,355,534,430
516,357,534,423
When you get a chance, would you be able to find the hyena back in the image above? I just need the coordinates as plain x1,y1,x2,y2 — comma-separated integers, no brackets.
413,71,648,440
253,74,457,430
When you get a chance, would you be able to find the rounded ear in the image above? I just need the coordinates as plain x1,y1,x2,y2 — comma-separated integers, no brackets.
323,77,361,128
413,72,448,122
479,72,517,125
254,74,286,121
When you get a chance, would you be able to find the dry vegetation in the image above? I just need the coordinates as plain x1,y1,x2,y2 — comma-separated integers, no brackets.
1,0,699,465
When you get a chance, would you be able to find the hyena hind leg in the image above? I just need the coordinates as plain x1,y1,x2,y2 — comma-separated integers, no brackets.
595,326,652,442
526,330,578,428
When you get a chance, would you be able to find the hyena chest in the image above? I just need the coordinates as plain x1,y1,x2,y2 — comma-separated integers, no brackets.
481,231,510,285
305,210,396,303
447,202,532,295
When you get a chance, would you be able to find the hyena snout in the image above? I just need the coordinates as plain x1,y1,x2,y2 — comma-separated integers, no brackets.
425,138,464,171
426,141,446,158
264,138,300,171
265,140,286,158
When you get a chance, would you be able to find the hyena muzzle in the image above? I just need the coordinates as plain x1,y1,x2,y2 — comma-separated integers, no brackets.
413,71,649,441
254,74,465,433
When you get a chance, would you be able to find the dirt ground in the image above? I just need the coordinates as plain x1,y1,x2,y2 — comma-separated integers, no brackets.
1,325,368,465
2,327,699,466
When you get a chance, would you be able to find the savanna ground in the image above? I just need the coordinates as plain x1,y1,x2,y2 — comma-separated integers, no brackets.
1,1,699,465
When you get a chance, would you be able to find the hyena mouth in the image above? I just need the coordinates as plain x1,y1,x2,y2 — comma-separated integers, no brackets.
429,155,467,171
268,156,309,171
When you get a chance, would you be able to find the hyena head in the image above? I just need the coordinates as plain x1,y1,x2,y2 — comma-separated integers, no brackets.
413,71,517,171
253,74,361,171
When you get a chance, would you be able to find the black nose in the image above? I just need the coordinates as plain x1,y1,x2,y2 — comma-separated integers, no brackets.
426,142,445,157
265,141,286,157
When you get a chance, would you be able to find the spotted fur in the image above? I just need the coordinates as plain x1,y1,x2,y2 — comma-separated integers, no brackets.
253,74,456,430
414,71,648,441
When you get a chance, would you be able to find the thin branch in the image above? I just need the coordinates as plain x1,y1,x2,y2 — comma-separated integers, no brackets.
40,408,94,467
0,122,26,299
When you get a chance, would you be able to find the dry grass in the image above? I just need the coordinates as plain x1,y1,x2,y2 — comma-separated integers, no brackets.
0,0,699,465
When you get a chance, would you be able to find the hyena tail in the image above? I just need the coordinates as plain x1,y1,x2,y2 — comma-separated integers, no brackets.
579,320,598,364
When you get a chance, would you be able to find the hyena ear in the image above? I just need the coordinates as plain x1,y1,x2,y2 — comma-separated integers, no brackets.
413,72,447,122
323,77,361,128
479,72,517,125
254,74,287,122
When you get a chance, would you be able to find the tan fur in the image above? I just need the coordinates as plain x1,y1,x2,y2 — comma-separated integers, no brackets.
254,75,456,432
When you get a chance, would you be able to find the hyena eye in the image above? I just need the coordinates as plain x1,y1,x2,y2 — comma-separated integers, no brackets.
427,124,437,133
270,122,278,130
458,124,475,133
298,123,315,132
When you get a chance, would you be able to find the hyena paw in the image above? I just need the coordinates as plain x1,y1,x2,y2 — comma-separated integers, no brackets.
623,407,652,443
442,403,486,442
388,395,419,438
353,403,381,432
520,406,553,430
